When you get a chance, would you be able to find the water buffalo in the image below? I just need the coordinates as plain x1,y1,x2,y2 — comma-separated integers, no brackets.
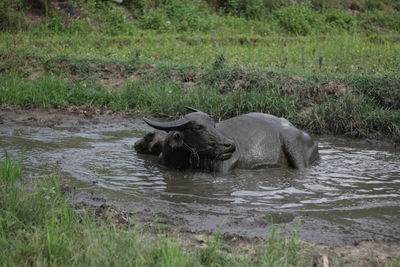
138,107,319,172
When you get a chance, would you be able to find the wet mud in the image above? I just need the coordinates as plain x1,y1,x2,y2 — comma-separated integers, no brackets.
1,108,400,249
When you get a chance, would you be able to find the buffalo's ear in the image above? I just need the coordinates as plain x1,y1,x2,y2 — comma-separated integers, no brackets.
143,117,191,131
173,132,182,141
143,132,155,140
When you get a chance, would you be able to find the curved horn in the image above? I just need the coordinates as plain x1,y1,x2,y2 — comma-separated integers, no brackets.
184,106,204,113
143,117,191,131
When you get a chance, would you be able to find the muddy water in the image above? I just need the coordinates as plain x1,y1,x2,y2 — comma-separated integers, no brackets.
1,115,399,244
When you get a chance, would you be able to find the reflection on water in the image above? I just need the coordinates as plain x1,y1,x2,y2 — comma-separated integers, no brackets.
1,120,399,244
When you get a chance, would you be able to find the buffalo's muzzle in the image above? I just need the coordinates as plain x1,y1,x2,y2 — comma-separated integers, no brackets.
217,142,235,160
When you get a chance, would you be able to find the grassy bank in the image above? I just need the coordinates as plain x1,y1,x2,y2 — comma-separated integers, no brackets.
0,153,314,266
1,53,399,142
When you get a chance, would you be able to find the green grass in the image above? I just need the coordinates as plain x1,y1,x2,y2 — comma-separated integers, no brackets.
2,31,400,75
1,0,400,76
0,153,312,266
0,74,120,108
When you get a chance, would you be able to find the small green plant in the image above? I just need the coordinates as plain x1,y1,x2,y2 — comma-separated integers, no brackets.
365,0,382,11
199,231,225,266
139,0,213,32
0,0,25,32
225,0,266,19
156,238,192,267
0,152,22,184
121,81,185,114
357,11,400,33
306,93,400,139
273,5,323,35
252,222,302,266
324,9,355,32
139,8,172,31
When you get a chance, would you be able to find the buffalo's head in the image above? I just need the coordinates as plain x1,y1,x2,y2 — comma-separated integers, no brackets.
143,107,235,169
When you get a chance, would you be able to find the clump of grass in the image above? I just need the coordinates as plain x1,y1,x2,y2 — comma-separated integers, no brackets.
198,231,227,266
121,81,185,113
138,0,213,32
255,224,301,266
273,5,323,35
0,74,121,109
341,73,400,109
357,11,400,34
0,0,26,32
324,9,355,32
305,94,400,140
0,151,22,183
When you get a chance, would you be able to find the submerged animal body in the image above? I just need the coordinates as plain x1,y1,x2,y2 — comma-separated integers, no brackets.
137,107,319,172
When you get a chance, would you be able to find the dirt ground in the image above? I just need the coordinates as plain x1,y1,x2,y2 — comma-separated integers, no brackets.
1,107,400,266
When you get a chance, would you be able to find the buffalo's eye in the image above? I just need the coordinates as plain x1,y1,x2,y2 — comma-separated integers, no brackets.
193,125,204,130
208,140,217,146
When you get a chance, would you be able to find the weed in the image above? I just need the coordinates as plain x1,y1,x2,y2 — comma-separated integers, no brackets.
358,11,400,33
0,152,22,184
156,238,192,267
0,74,122,108
0,0,25,32
324,9,355,32
199,231,225,266
305,93,400,140
273,5,323,35
224,0,266,19
139,0,213,32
